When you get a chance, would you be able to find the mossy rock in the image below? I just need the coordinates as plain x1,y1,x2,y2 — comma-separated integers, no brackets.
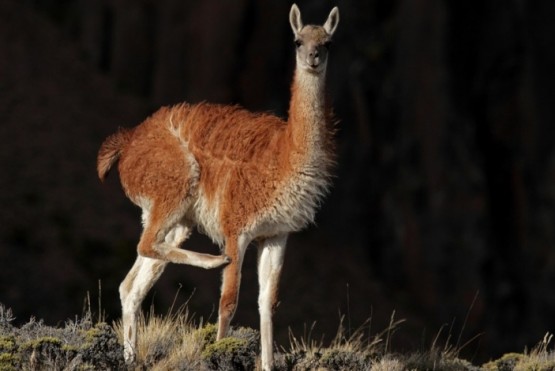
0,354,19,371
20,336,65,368
319,348,371,370
22,336,63,350
201,336,257,371
193,323,218,346
0,336,17,354
443,357,481,371
405,352,479,371
278,349,322,370
0,336,19,371
79,322,124,369
483,352,524,371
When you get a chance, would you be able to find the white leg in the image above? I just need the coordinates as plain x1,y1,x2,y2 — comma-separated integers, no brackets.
257,234,287,371
119,255,168,364
162,222,225,267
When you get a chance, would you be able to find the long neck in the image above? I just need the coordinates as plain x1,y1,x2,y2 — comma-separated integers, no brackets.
286,67,327,150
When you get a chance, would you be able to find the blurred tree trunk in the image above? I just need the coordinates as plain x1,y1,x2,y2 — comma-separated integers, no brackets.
238,1,290,113
76,0,104,69
517,0,555,348
111,0,155,96
446,0,555,354
181,0,248,104
395,0,447,314
151,0,189,105
469,0,528,353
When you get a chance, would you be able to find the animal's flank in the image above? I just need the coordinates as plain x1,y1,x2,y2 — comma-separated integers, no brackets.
97,127,133,181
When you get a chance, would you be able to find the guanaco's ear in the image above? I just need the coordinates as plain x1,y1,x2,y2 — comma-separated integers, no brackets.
323,7,339,36
289,4,303,36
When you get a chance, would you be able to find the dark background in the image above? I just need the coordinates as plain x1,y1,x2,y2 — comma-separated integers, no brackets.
2,0,555,363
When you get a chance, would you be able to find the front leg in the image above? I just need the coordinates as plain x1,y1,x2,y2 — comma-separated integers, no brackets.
217,234,250,339
257,234,287,371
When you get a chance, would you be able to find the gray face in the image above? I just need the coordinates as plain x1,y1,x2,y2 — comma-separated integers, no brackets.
294,25,332,73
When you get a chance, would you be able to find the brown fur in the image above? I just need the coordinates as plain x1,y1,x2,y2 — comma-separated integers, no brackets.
178,103,295,235
97,102,334,239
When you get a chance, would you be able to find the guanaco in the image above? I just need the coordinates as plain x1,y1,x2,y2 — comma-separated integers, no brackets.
97,4,339,369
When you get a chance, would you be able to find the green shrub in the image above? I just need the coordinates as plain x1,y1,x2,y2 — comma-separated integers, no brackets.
483,351,555,371
201,327,259,370
404,351,480,371
80,322,124,369
320,348,372,370
0,304,124,370
193,323,218,346
20,336,65,369
0,335,19,371
483,352,523,371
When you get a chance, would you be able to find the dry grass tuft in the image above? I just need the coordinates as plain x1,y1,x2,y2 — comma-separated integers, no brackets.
276,312,405,370
112,306,211,370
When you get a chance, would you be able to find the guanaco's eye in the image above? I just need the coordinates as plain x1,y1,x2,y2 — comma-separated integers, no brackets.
323,40,332,49
294,39,302,48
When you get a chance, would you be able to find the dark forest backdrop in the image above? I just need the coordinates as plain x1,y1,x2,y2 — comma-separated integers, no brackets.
2,0,555,363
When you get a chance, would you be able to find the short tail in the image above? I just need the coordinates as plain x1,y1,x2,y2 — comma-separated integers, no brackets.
97,128,133,181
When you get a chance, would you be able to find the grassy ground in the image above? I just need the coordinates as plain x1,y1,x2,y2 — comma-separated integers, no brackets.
1,302,554,370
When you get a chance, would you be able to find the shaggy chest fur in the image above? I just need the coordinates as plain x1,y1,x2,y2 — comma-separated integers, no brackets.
190,155,331,245
248,149,332,239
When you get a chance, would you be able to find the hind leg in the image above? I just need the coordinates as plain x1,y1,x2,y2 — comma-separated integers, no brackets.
138,205,229,268
119,123,228,267
120,219,225,364
119,255,168,364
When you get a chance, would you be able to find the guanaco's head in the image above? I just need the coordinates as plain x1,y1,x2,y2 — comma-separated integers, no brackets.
289,4,339,74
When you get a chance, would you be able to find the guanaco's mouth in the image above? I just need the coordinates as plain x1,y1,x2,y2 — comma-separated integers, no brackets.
303,61,323,73
305,64,323,74
306,59,320,69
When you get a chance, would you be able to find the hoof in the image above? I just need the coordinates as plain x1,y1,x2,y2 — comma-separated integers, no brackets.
202,254,231,269
123,349,136,366
216,254,231,268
